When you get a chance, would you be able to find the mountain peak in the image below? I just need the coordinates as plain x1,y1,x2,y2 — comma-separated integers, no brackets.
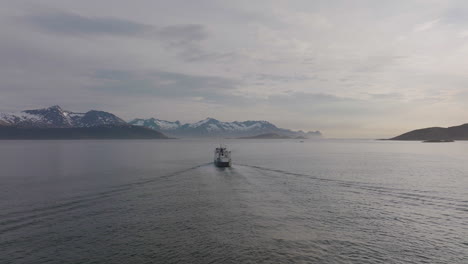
48,105,63,110
188,117,220,128
30,105,64,112
25,105,63,113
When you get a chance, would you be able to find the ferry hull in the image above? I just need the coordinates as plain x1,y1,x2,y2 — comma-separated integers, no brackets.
214,160,231,167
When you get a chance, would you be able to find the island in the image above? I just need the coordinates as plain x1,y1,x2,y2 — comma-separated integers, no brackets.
389,123,468,141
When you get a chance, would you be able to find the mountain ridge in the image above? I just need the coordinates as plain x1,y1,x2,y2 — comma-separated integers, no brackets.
0,106,322,139
129,117,322,138
0,105,127,128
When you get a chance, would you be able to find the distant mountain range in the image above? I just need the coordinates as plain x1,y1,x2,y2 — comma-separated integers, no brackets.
0,105,322,139
0,106,167,139
390,123,468,140
129,117,322,138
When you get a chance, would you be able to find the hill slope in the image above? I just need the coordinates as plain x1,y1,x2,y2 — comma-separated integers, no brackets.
390,123,468,140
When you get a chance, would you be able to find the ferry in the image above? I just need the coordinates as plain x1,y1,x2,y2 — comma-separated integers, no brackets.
214,145,232,167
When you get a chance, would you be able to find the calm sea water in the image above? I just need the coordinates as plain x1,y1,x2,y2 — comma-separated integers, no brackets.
1,139,467,263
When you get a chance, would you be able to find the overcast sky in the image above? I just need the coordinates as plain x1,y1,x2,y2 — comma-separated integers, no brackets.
1,0,468,137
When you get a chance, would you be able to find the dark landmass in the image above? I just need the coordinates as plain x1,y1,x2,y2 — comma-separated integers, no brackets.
422,139,454,143
390,123,468,140
0,125,169,139
238,133,292,139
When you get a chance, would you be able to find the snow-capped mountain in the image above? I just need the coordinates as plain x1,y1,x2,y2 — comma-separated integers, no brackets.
0,105,321,138
129,117,322,138
130,118,182,131
0,105,127,128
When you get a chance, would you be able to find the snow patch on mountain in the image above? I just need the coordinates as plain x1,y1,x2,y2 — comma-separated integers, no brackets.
188,118,215,128
156,120,181,130
0,111,43,124
129,118,181,131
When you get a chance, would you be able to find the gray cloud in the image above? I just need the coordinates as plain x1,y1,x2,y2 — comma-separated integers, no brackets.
367,92,404,100
24,10,210,50
352,55,408,73
442,6,468,24
182,51,238,63
268,92,369,115
93,69,239,100
158,24,208,46
155,24,215,62
26,11,154,36
25,11,209,41
250,73,314,83
23,10,214,62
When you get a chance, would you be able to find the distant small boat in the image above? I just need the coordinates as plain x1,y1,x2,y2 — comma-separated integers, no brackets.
214,145,232,167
